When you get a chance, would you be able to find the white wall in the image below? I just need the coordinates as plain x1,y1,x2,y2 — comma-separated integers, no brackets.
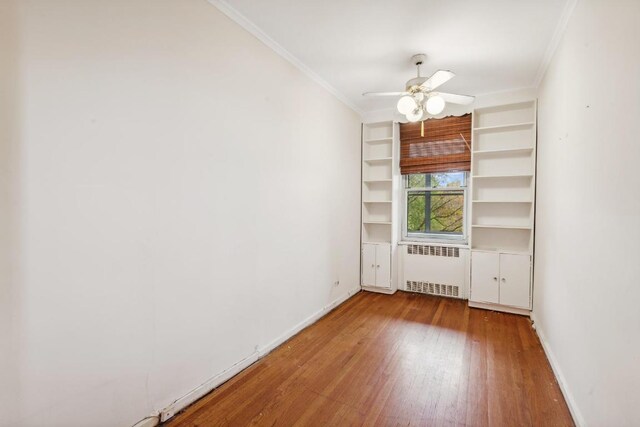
0,1,22,426
534,1,640,425
0,1,361,425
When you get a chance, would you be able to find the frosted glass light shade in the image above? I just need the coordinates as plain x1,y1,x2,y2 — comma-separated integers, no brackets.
426,95,445,115
406,108,424,123
397,96,417,115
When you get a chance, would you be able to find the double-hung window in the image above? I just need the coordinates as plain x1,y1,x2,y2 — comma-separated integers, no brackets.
399,114,472,243
404,172,468,241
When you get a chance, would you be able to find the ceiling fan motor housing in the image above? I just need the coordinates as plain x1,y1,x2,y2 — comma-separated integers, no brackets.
406,77,429,91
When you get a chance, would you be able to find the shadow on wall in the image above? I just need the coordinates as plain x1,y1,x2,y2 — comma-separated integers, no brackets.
0,0,23,425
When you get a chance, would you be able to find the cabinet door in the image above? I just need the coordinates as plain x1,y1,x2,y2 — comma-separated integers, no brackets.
499,253,531,308
374,244,391,288
471,251,500,304
362,244,377,286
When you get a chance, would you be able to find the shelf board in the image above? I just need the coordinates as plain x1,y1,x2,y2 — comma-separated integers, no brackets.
473,147,534,156
472,224,531,230
363,157,392,163
363,200,392,204
472,200,532,204
473,122,535,132
472,174,533,179
363,221,392,225
363,179,392,183
363,137,393,144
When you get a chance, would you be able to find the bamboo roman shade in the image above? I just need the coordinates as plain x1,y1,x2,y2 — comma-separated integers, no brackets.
399,113,472,174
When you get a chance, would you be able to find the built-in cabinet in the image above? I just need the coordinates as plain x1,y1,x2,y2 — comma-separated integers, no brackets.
469,100,536,315
362,243,391,289
361,121,399,294
471,251,530,309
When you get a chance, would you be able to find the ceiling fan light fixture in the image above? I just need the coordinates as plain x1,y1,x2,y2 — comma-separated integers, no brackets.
397,96,417,115
426,95,446,115
406,107,424,123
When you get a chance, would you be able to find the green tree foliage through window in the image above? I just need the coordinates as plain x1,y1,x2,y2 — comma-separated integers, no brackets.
406,173,466,236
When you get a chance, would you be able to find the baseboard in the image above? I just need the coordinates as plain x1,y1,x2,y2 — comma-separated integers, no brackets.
256,288,360,358
132,416,160,427
158,350,261,422
140,287,360,424
468,300,530,316
361,285,396,295
530,312,584,427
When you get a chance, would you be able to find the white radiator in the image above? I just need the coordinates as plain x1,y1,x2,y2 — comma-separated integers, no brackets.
400,244,470,299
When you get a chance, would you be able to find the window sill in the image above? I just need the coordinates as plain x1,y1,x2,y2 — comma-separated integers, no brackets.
398,240,469,248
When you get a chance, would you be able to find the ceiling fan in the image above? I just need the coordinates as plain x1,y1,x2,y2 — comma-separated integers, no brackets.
363,54,474,122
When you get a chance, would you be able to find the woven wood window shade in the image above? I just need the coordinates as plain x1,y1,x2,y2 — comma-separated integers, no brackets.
399,113,472,174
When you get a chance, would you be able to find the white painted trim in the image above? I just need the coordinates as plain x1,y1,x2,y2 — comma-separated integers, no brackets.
361,285,396,295
473,85,537,99
131,416,160,427
205,0,363,117
156,288,360,423
533,0,579,87
530,312,584,427
159,351,260,422
468,301,530,316
257,288,359,357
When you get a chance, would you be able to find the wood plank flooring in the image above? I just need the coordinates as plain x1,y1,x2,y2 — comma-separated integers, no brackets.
167,291,573,426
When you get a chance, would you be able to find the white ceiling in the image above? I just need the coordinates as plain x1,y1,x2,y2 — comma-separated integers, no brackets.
218,0,571,113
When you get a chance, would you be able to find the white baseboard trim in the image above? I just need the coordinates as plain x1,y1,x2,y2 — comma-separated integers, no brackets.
148,287,360,424
361,285,396,295
468,301,530,316
530,312,584,427
131,416,160,427
256,288,359,359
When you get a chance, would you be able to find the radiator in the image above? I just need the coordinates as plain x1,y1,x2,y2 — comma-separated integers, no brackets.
401,244,469,299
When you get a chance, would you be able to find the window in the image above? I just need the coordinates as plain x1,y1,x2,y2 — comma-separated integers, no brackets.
404,172,468,241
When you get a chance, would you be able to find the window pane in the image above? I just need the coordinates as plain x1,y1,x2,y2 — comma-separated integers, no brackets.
407,190,464,236
406,172,466,189
407,174,426,188
430,191,464,233
407,193,426,233
430,172,466,188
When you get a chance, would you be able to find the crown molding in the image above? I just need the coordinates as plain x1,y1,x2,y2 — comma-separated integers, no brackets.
206,0,363,117
533,0,579,87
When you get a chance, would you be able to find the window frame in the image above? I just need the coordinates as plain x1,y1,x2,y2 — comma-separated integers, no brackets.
402,172,469,244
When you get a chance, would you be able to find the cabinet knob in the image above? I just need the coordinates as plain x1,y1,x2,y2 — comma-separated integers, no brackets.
371,264,375,268
501,278,506,282
493,277,498,281
377,264,380,268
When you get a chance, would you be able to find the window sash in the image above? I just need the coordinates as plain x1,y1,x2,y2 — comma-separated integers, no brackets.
403,175,468,242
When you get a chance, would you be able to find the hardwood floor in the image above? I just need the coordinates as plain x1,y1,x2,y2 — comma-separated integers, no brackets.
167,291,573,426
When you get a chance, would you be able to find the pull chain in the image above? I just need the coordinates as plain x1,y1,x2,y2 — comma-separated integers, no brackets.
421,120,424,137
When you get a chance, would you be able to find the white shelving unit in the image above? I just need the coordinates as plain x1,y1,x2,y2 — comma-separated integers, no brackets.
361,121,399,294
469,100,537,315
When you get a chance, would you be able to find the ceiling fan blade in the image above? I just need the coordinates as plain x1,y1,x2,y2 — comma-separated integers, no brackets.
434,92,475,105
362,91,409,97
419,70,455,91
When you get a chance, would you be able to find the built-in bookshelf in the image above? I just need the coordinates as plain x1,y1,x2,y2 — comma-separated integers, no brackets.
361,121,399,294
468,101,537,314
470,101,537,254
362,122,395,244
